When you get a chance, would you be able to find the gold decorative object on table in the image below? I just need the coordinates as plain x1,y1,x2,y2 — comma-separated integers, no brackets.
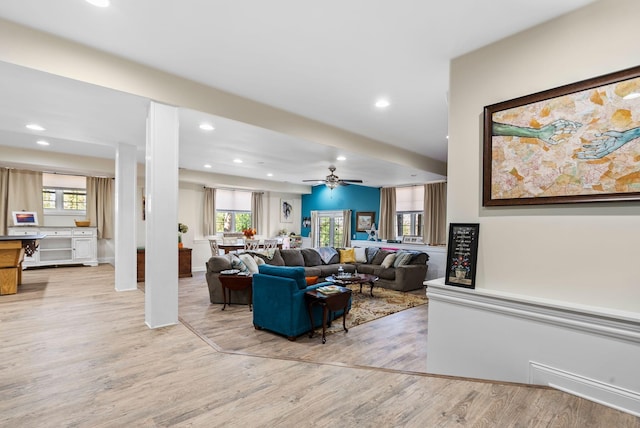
74,219,91,227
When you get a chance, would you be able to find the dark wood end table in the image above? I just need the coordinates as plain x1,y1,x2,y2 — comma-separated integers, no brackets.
218,274,253,311
305,286,352,344
326,273,379,296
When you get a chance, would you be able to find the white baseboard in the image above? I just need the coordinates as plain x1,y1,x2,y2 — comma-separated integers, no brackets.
530,362,640,417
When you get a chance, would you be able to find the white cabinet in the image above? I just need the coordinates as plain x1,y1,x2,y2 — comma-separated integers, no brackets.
7,227,98,268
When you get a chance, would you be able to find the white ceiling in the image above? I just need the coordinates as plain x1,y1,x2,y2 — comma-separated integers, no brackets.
0,0,595,188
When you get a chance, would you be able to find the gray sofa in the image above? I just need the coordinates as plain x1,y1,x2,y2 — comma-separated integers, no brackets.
205,247,429,305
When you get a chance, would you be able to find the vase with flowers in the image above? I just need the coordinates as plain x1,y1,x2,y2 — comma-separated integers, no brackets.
178,223,189,248
242,228,257,240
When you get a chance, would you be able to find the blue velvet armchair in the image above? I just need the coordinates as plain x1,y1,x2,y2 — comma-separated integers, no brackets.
252,265,350,340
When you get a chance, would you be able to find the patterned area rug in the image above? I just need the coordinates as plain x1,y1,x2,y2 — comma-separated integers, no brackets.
322,284,428,335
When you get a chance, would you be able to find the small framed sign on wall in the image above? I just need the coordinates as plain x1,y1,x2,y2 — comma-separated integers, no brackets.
444,223,480,289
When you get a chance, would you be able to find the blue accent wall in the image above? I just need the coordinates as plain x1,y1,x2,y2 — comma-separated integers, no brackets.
301,184,380,240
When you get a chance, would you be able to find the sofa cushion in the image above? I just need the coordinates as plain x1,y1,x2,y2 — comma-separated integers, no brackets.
258,264,307,289
339,248,356,264
304,266,322,277
393,250,414,268
252,249,285,266
371,249,393,265
280,249,305,266
354,247,367,263
410,252,429,264
301,248,323,266
381,253,396,268
365,247,379,264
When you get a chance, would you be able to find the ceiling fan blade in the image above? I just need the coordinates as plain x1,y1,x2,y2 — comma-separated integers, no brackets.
341,179,363,183
302,179,324,182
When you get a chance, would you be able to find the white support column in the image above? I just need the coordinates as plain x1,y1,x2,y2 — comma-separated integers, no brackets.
144,101,179,328
114,142,138,292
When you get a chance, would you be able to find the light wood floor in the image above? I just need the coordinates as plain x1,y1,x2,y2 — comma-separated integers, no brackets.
1,264,638,427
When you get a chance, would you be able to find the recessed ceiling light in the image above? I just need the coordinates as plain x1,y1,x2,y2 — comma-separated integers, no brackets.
26,123,45,131
86,0,110,7
233,159,243,164
204,164,212,168
375,99,390,108
36,140,50,146
623,92,640,100
336,156,346,161
446,135,449,139
199,123,215,131
267,173,273,177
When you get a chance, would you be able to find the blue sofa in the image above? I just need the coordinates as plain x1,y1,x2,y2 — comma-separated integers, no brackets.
252,265,351,340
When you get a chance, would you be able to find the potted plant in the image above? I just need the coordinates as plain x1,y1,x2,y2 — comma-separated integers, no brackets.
178,223,188,248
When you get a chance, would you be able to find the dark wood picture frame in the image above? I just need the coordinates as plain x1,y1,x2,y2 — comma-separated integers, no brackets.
355,211,375,232
483,65,640,206
445,223,480,289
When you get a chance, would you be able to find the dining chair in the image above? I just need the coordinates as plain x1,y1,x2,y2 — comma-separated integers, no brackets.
209,239,221,256
244,239,261,251
263,239,278,250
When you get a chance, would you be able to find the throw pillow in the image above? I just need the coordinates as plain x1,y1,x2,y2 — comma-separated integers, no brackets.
339,248,356,264
393,250,414,268
239,253,259,274
306,276,319,285
354,247,367,263
365,247,379,264
381,253,396,269
371,250,392,265
230,254,249,273
253,255,265,266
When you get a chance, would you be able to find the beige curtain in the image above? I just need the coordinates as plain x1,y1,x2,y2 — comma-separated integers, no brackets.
424,182,447,245
203,187,216,236
378,187,396,240
251,192,263,233
6,169,44,230
0,168,9,234
87,177,114,239
342,209,352,247
310,210,318,246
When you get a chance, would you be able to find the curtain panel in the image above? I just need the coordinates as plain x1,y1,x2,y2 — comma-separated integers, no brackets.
424,182,447,245
6,169,44,232
203,187,216,236
378,187,396,240
251,192,263,233
0,168,8,234
87,177,114,239
342,209,351,247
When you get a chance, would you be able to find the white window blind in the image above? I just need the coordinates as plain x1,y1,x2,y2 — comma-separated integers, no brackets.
395,186,423,211
216,189,251,211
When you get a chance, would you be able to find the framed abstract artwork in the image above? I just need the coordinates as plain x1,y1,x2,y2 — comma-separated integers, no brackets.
483,65,640,206
280,199,293,223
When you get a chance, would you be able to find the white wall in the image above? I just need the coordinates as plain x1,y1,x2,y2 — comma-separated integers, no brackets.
429,0,640,413
448,0,640,312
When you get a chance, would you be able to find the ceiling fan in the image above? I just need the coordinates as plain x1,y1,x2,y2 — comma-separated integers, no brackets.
303,165,363,189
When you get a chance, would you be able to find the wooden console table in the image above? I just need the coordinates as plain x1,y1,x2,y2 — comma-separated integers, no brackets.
136,248,192,282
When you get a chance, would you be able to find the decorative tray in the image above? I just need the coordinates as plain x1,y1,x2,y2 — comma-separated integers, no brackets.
335,273,353,279
220,269,240,275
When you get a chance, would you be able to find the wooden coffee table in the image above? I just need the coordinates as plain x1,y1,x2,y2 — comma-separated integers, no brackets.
305,286,352,344
326,273,379,296
218,274,253,311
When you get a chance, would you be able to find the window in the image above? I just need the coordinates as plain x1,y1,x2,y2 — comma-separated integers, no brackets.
314,211,344,247
396,212,423,236
395,186,424,238
42,173,87,214
215,189,252,233
43,188,87,213
216,211,251,233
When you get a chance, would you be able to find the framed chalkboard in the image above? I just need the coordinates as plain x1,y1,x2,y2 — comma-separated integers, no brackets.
444,223,480,289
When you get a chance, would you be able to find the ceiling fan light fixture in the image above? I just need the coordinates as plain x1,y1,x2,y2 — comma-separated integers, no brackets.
326,181,339,190
375,98,390,108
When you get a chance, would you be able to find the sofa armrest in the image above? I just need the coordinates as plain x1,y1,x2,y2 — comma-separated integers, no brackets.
394,264,428,291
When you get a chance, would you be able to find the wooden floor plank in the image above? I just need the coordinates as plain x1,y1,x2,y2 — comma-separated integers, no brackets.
0,265,637,427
